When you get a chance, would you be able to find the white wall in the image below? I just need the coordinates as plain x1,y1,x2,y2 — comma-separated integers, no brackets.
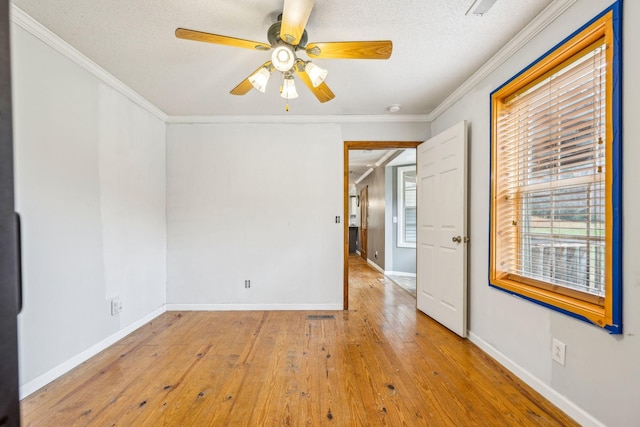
341,121,428,142
165,120,428,310
430,1,639,425
9,5,430,393
14,1,636,423
166,123,344,309
11,23,167,392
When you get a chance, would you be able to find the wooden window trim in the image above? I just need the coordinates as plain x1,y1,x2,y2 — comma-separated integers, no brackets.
489,6,622,333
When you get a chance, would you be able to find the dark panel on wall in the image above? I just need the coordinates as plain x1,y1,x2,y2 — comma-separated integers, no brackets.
0,0,22,424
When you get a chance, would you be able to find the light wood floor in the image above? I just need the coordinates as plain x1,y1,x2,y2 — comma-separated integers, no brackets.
21,255,577,426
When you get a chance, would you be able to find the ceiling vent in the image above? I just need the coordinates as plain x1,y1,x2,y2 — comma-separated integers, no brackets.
466,0,498,16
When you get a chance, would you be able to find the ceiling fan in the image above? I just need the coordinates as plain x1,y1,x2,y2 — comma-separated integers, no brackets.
175,0,392,106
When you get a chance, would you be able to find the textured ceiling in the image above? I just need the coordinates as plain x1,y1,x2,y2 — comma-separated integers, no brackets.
11,0,552,116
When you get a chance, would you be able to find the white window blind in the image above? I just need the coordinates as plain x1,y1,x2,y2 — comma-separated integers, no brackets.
495,40,607,300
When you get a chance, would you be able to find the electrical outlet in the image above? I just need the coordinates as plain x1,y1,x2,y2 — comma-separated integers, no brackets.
552,338,566,366
110,298,123,316
374,251,378,258
244,280,251,289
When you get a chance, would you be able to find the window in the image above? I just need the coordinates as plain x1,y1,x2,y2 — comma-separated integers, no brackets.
489,4,622,333
397,165,417,248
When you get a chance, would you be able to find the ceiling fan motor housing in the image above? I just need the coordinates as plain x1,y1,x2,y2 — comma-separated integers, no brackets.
267,20,308,49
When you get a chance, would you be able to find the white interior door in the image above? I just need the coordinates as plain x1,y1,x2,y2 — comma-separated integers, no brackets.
416,121,468,337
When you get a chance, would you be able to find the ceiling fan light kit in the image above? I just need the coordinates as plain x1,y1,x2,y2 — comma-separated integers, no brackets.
272,45,296,72
304,62,327,87
248,66,272,93
281,74,299,99
175,0,392,106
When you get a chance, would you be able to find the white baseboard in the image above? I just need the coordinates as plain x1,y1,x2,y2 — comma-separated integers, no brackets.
166,303,343,311
467,331,604,427
366,259,385,274
20,303,602,427
384,271,416,277
19,302,344,398
19,306,167,399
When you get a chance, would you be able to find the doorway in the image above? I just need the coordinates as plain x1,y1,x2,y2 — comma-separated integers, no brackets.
343,141,422,309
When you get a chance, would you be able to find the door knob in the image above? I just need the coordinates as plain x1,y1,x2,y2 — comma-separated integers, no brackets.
452,236,462,243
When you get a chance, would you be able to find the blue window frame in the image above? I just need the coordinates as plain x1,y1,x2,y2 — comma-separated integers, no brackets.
489,2,622,333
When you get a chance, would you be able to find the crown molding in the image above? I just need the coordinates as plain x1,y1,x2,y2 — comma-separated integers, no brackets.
10,0,578,126
166,114,431,124
426,0,579,122
170,0,579,125
10,4,168,122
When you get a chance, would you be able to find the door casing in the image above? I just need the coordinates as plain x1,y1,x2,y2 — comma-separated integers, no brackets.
343,141,422,309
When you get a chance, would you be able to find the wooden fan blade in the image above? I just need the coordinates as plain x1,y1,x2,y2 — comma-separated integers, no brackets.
280,0,315,45
295,67,335,103
306,41,392,59
175,28,271,51
230,61,273,95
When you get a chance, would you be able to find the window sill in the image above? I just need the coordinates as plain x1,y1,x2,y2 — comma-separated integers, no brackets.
397,243,416,249
489,275,618,332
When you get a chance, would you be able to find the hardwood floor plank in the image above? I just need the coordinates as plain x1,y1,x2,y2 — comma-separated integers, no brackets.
132,311,265,426
310,315,356,425
329,313,371,426
197,311,283,425
20,256,578,426
20,311,181,421
168,312,273,425
88,343,212,426
298,316,324,425
248,311,303,425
